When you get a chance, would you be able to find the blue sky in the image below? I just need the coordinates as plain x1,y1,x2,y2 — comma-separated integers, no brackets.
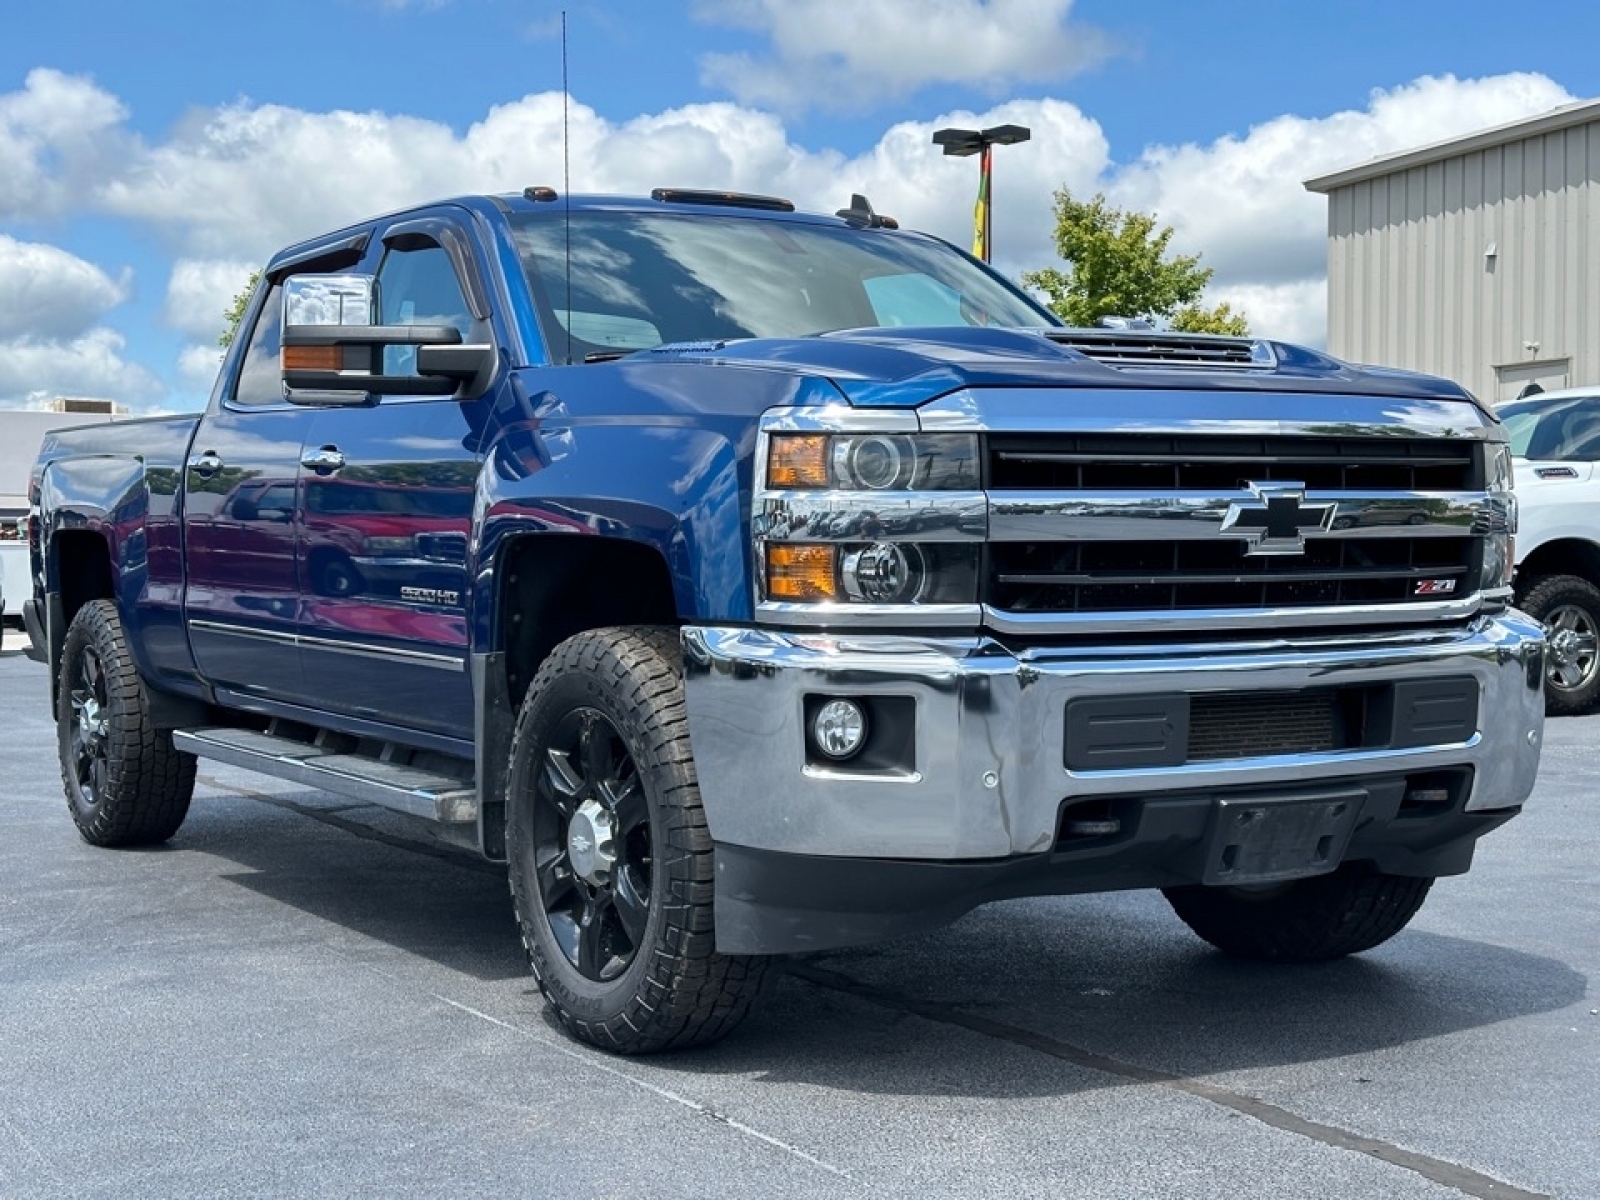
3,0,1597,411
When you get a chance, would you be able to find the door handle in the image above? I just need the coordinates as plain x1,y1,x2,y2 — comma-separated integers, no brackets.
301,446,346,474
188,451,224,477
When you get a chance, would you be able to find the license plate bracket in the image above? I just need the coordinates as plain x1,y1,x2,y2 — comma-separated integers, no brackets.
1201,790,1364,886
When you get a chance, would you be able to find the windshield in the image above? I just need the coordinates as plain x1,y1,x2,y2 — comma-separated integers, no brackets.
1497,395,1600,460
508,210,1057,362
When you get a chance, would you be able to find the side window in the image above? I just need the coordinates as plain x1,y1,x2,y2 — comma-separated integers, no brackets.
231,282,283,406
375,243,473,377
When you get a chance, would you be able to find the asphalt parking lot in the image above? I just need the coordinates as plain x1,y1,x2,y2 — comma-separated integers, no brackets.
1,625,1596,1199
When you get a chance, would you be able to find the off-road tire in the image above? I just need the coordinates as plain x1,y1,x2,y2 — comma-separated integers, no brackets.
1163,866,1434,962
506,626,769,1054
57,599,196,846
1517,573,1600,715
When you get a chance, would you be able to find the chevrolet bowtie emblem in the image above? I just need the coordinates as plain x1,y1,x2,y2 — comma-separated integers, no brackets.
1220,482,1335,556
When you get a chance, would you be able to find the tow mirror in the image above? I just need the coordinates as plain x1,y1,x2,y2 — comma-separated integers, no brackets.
283,273,375,327
279,273,495,407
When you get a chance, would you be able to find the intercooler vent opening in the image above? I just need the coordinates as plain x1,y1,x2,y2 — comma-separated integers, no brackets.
1188,691,1351,761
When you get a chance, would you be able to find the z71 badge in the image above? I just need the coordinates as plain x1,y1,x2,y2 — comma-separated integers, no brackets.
1413,579,1458,596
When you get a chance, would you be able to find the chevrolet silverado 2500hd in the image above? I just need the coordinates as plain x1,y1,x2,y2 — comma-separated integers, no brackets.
26,188,1545,1053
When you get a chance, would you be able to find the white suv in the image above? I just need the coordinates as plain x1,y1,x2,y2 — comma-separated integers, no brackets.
1500,386,1600,713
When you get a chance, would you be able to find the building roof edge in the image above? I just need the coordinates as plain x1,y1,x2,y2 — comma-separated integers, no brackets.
1303,96,1600,193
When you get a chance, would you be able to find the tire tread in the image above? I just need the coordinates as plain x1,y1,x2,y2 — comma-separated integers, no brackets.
1164,867,1434,962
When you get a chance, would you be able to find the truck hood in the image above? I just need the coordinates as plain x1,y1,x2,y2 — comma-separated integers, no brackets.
639,326,1478,409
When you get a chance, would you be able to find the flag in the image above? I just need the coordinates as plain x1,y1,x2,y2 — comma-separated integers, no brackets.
972,145,991,261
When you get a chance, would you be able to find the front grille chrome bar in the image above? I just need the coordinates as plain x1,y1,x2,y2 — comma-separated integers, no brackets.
984,597,1482,635
989,492,1487,542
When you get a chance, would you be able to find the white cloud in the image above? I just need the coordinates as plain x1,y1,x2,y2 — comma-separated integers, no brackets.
0,68,129,219
165,258,261,340
0,234,152,410
177,342,226,394
0,66,1585,389
98,102,486,259
1105,73,1577,340
694,0,1114,113
0,236,130,340
0,328,163,410
1206,281,1331,349
88,89,1106,269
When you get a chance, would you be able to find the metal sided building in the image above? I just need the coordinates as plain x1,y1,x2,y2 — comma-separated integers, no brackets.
1304,98,1600,404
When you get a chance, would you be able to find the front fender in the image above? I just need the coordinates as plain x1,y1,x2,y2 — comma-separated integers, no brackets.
471,419,754,652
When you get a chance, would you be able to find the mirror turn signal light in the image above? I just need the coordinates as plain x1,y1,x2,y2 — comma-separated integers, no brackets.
282,345,345,371
767,544,838,600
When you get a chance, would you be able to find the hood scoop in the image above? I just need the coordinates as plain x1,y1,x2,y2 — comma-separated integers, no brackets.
1043,329,1276,369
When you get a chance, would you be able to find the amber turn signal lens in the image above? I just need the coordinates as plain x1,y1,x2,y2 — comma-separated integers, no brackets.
767,544,838,600
767,435,829,488
282,345,344,371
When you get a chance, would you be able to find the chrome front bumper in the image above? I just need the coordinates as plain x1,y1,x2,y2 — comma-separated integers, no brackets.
681,614,1545,862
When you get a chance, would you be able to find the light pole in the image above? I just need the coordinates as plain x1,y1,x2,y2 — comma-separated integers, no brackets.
932,124,1031,263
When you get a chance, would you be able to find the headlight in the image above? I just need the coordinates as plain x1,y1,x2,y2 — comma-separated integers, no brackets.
1480,441,1517,594
756,413,985,626
766,543,978,604
767,433,977,491
363,536,414,556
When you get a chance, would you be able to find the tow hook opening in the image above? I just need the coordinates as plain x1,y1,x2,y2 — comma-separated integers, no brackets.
1398,766,1474,818
1055,796,1140,850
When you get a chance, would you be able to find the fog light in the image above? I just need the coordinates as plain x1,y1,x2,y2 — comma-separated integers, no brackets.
812,698,868,760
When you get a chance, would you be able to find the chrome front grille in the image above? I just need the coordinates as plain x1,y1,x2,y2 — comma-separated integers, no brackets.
991,537,1477,614
983,432,1487,630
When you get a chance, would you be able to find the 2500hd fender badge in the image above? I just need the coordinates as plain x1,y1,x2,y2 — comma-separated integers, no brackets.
400,586,461,606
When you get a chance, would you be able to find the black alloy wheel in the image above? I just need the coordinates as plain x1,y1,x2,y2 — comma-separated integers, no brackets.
66,642,111,810
530,707,652,982
505,626,769,1054
56,599,195,846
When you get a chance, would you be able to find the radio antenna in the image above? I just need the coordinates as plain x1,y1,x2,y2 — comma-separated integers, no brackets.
562,10,573,365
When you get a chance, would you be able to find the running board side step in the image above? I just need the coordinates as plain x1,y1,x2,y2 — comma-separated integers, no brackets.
172,727,477,824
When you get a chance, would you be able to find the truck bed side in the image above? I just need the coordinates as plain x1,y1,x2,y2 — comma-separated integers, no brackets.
32,414,202,701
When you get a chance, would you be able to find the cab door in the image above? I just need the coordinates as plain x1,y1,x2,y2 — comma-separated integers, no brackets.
294,218,488,739
182,276,317,703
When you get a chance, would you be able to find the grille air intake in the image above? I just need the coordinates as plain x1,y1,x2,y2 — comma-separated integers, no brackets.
989,434,1477,492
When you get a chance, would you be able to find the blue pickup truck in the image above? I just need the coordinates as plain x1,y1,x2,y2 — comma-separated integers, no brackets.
25,188,1545,1053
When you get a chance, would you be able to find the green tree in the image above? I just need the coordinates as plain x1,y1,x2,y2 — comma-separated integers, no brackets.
1022,189,1248,334
1170,299,1251,336
218,269,263,349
